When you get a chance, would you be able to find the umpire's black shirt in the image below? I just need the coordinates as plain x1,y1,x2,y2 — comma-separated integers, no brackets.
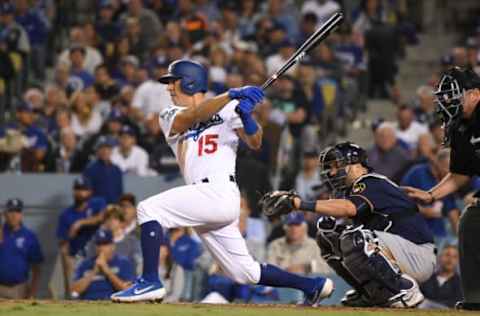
450,105,480,176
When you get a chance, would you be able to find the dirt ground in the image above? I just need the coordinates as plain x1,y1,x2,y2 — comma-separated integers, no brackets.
0,300,478,316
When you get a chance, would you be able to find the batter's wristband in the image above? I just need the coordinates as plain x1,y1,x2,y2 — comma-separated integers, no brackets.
240,113,259,135
299,200,316,212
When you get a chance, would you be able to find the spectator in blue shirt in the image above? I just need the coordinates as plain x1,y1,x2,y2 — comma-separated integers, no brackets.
57,177,107,296
83,136,123,203
15,0,50,80
401,149,461,244
420,244,463,309
71,229,135,300
68,45,95,91
0,198,43,299
3,102,49,172
169,228,201,271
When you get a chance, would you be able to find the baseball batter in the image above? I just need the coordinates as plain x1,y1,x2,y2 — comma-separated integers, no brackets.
111,59,333,304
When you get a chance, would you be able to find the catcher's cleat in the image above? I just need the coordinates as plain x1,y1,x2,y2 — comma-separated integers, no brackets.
386,274,424,308
341,289,374,307
111,277,166,303
303,277,335,307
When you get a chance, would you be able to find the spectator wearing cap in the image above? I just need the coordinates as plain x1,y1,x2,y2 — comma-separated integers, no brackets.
0,198,43,299
71,229,134,300
267,212,330,276
401,149,461,244
57,177,107,295
2,102,49,172
111,125,154,176
367,122,411,182
14,0,50,81
295,150,322,201
68,45,95,91
83,136,123,203
57,25,103,75
0,2,30,55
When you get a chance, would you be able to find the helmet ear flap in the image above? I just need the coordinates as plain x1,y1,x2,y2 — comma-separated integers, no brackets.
180,76,195,95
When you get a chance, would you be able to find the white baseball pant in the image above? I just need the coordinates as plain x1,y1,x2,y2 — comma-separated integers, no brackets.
137,180,261,284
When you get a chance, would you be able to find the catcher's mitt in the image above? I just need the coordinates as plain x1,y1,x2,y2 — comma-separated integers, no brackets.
259,190,298,217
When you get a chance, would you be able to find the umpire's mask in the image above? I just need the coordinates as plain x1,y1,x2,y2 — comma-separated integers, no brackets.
435,67,480,145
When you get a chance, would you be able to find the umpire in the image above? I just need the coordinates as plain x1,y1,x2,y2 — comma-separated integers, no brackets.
405,66,480,310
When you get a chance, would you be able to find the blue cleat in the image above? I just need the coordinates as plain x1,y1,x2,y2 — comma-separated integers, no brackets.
304,277,334,307
111,278,166,303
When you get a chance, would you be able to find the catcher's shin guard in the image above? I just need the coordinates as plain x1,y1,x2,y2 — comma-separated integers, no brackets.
339,226,421,307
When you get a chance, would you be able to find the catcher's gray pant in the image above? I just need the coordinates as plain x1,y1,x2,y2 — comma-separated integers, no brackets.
375,231,436,283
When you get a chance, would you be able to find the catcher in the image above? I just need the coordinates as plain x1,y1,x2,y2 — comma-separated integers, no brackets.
260,142,435,308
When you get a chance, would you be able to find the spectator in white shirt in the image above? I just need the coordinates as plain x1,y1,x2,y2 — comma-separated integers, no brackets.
266,39,297,76
131,60,173,120
393,104,429,153
111,125,155,176
57,25,103,75
301,0,340,26
295,150,322,201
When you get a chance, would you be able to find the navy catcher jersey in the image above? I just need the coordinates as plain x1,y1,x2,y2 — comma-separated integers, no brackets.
346,173,434,244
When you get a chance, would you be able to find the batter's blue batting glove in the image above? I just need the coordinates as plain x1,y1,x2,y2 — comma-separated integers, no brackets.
228,86,264,104
236,97,256,116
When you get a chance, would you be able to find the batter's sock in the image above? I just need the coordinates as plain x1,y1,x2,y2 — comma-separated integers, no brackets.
140,221,163,283
258,263,318,296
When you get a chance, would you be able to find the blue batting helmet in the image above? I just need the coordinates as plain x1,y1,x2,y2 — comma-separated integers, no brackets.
158,59,208,95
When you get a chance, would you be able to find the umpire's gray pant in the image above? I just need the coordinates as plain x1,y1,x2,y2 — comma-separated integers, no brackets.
459,204,480,303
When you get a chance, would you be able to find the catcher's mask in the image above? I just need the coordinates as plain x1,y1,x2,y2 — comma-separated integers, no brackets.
319,142,369,197
435,67,480,145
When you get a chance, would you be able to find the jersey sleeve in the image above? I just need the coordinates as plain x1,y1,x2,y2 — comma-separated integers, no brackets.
346,178,375,217
222,100,243,130
158,106,184,141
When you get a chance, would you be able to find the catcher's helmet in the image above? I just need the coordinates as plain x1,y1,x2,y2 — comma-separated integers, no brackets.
158,59,208,95
319,142,369,197
435,67,480,145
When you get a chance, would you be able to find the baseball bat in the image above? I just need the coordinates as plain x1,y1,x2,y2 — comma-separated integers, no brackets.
261,12,344,90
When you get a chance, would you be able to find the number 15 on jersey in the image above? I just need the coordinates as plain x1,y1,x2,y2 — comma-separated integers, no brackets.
198,134,218,156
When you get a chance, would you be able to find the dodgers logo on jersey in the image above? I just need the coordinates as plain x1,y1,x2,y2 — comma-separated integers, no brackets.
185,114,224,141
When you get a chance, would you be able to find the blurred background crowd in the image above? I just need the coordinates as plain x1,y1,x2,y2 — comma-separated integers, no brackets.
0,0,478,308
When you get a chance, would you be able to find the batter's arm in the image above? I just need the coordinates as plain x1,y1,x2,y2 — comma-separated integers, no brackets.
236,125,263,150
171,93,231,135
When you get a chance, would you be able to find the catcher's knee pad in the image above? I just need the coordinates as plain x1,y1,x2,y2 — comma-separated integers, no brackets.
316,216,345,260
339,226,404,305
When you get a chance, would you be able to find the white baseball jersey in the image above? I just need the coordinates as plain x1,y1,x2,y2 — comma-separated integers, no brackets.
138,98,262,286
158,100,242,184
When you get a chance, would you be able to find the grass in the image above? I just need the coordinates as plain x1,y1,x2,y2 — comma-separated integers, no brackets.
0,301,478,316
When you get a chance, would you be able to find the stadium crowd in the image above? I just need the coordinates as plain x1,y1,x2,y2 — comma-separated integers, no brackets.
0,0,471,308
